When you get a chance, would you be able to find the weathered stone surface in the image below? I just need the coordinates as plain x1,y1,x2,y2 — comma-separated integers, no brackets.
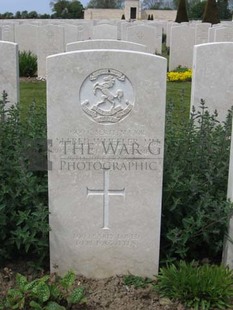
126,24,160,54
66,39,148,52
47,49,167,279
191,42,233,122
0,41,19,108
37,25,65,78
15,24,38,54
92,24,118,40
169,25,195,71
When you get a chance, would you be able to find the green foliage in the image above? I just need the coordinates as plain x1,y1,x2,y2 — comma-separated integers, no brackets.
173,65,190,72
142,0,174,9
0,92,48,266
175,0,189,22
162,33,166,44
124,275,154,288
202,0,220,24
155,261,233,309
189,0,206,19
217,0,232,20
50,0,83,19
87,0,123,9
0,271,85,309
161,99,233,263
19,51,37,77
0,10,51,19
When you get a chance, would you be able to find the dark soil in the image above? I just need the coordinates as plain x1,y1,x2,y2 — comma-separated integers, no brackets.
0,261,185,310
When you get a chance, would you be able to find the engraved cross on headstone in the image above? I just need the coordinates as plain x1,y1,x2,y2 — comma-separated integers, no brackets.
87,169,125,230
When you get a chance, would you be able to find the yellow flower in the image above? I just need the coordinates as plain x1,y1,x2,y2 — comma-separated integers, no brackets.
167,69,192,82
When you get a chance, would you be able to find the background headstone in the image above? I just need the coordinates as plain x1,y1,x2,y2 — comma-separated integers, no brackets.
126,25,159,54
194,23,211,45
37,25,65,78
66,39,148,52
190,42,233,122
169,25,195,71
92,24,118,40
214,27,233,42
15,24,38,54
0,41,19,109
2,23,15,42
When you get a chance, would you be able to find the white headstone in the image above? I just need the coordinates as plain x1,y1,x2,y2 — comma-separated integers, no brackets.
47,49,167,279
208,26,216,43
0,41,19,108
214,27,233,42
146,22,163,54
64,24,80,46
2,24,15,42
15,24,38,54
92,24,118,40
126,25,160,54
77,25,92,41
194,23,211,45
191,42,233,122
37,25,65,78
121,22,132,41
169,25,195,71
222,126,233,268
66,39,148,52
166,21,178,47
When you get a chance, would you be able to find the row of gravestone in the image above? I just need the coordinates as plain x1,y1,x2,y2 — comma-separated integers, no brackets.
167,21,233,70
1,39,233,277
0,21,165,78
2,19,233,75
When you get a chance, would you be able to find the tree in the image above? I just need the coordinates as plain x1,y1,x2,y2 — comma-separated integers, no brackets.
15,11,22,19
217,0,232,20
202,0,220,23
39,13,51,19
87,0,123,9
21,10,29,18
50,0,83,18
1,11,14,19
189,1,206,19
28,11,39,18
175,0,189,22
142,0,162,9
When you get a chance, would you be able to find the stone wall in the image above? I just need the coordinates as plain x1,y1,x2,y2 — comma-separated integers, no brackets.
84,9,124,20
144,10,176,20
84,9,176,20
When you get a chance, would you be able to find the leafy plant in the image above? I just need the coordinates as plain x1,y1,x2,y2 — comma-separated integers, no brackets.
0,92,48,266
0,271,85,309
161,99,233,263
188,0,206,19
124,275,154,289
173,65,190,72
155,261,233,309
19,50,37,77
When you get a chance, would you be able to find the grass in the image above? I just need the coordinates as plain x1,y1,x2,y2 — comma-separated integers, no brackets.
166,81,192,120
19,79,192,118
20,79,46,115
